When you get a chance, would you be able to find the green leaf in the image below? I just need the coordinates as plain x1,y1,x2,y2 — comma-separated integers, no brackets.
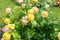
11,31,21,39
31,20,37,27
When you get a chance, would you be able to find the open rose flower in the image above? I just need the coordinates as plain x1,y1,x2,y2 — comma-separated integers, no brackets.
28,14,34,21
3,32,11,40
5,7,11,14
32,6,39,12
4,18,10,25
21,19,28,25
41,11,48,18
2,26,10,32
21,16,28,25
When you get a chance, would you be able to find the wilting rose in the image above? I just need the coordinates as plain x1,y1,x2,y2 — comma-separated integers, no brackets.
2,26,9,32
15,0,23,3
5,7,11,14
32,6,39,12
21,3,26,8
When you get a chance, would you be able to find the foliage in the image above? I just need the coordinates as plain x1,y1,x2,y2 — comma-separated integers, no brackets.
0,0,60,40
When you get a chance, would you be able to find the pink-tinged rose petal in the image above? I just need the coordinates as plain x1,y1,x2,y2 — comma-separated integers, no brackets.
32,6,39,12
21,19,28,25
21,16,28,25
2,26,9,32
22,20,28,25
5,7,11,14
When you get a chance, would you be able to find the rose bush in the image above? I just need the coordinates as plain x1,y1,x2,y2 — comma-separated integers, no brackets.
0,0,60,40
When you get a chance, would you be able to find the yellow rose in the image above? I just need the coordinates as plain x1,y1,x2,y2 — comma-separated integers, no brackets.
28,9,34,14
32,0,38,2
3,32,10,40
41,11,48,18
8,24,15,29
28,14,34,21
4,18,10,24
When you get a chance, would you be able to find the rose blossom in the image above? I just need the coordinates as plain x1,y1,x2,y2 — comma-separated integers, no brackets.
2,26,9,32
5,7,11,14
21,3,26,8
21,16,28,25
32,6,39,12
21,19,28,25
41,11,48,18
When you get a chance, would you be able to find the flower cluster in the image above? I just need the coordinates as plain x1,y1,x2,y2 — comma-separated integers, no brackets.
2,18,15,40
1,0,60,40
